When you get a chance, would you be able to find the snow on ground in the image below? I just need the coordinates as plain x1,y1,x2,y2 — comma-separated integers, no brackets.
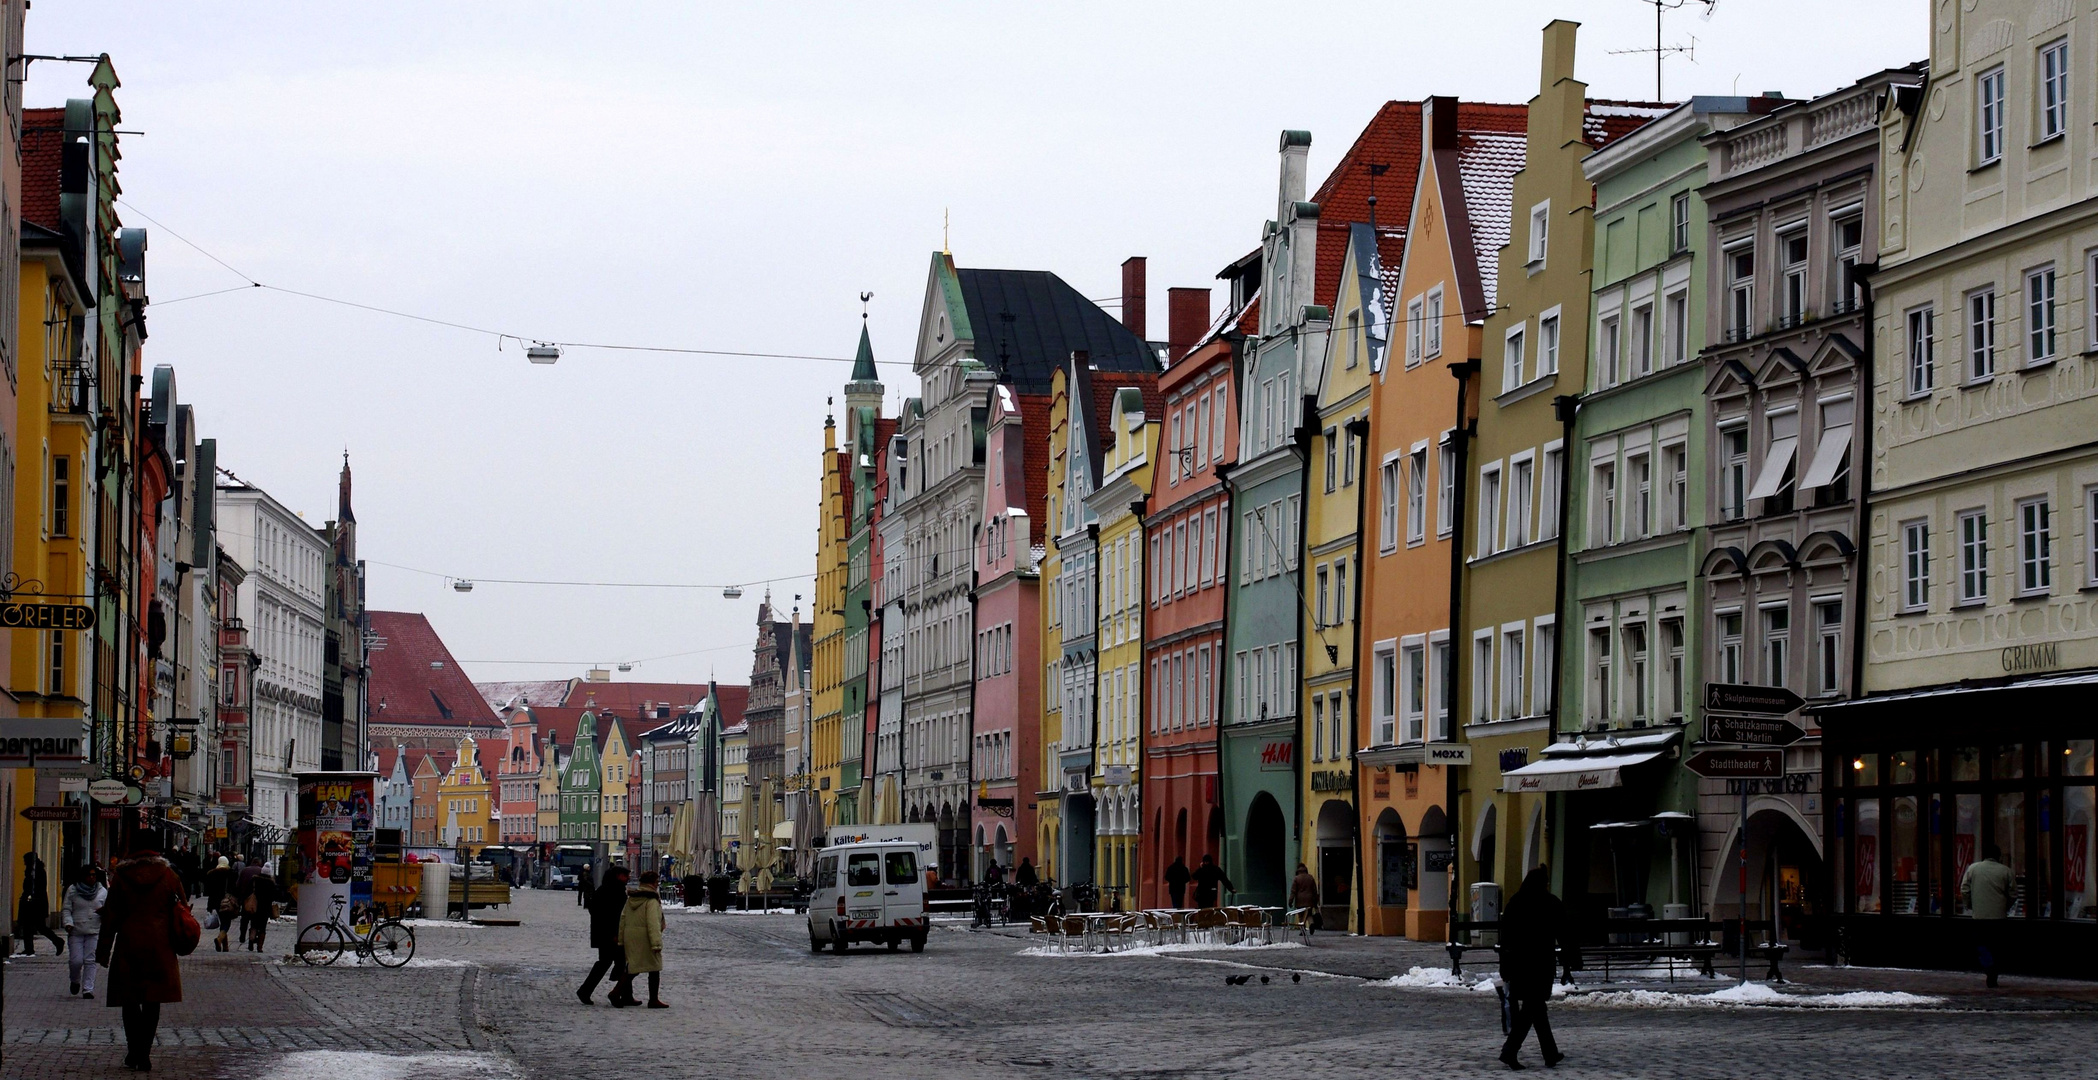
1566,982,1943,1009
1373,966,1505,993
254,1050,519,1080
1018,940,1307,959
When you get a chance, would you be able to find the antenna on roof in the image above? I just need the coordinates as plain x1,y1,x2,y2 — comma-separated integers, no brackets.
1610,0,1714,99
1366,162,1389,233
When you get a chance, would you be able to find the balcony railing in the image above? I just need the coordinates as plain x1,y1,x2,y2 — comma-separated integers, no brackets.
49,362,91,414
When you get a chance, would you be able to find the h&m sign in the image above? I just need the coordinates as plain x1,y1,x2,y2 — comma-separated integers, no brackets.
1259,741,1293,769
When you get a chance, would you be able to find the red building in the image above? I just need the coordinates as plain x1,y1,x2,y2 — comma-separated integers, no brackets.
970,383,1050,876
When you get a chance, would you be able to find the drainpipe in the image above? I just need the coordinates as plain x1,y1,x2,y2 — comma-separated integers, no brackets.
1444,358,1478,929
1548,393,1580,895
1291,374,1314,895
1131,496,1151,907
1344,416,1371,935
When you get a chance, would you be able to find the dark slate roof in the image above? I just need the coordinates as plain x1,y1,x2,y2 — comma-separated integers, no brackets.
957,269,1158,395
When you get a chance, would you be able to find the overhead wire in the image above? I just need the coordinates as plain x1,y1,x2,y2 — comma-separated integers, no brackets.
363,557,811,593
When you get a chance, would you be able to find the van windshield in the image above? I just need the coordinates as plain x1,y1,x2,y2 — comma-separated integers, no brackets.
885,850,918,885
846,854,881,887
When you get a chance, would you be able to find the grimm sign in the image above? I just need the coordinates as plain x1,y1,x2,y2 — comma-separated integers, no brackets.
2002,643,2059,673
1310,769,1351,793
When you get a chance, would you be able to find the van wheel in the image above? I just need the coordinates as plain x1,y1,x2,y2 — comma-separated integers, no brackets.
910,933,927,953
809,929,823,953
830,923,848,955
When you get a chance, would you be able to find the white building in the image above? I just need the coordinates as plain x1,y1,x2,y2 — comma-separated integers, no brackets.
214,481,327,836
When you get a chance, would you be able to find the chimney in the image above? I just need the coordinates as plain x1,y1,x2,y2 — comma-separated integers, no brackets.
1167,287,1210,363
1120,257,1147,339
1427,95,1458,152
1278,130,1312,215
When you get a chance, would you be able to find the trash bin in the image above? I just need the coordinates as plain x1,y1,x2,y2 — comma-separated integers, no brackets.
420,861,449,919
706,874,732,912
1470,882,1502,946
1662,902,1691,946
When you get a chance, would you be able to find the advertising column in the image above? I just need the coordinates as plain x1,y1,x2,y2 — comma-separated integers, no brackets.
295,771,376,938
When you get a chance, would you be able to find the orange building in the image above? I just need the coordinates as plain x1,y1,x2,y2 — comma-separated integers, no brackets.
1358,97,1525,939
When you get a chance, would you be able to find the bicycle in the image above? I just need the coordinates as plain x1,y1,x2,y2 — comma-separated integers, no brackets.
294,895,416,968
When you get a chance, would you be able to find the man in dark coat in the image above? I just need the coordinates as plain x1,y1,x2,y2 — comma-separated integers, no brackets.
1192,854,1232,908
242,868,278,952
1290,863,1322,933
15,851,61,955
576,865,632,1005
1498,866,1568,1070
1014,858,1038,888
98,832,185,1072
1164,857,1192,909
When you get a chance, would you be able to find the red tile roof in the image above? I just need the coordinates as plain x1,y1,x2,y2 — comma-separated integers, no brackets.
21,107,64,232
1583,100,1676,153
366,611,501,729
563,680,718,714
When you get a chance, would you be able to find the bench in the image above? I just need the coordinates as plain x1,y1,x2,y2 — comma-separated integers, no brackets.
1449,917,1734,983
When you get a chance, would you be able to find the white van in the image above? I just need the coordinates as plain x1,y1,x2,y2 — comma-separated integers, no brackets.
807,840,929,954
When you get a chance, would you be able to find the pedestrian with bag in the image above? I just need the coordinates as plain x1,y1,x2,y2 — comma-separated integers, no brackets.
1164,857,1191,909
1960,842,2017,988
63,865,106,998
201,856,234,916
99,832,197,1072
575,865,631,1005
612,870,667,1009
1497,865,1568,1070
1291,863,1322,935
15,851,62,955
241,867,277,953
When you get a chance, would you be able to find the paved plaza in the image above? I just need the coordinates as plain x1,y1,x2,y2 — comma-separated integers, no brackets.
6,888,2097,1079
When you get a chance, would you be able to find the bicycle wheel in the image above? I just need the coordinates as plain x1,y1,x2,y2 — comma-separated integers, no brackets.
294,922,346,966
368,921,416,968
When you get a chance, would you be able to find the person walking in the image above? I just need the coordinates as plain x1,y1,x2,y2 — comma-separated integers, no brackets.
98,832,185,1072
1291,863,1322,935
15,851,62,955
1960,842,2017,988
1192,854,1232,909
1014,858,1037,889
63,865,105,998
201,856,234,917
1165,857,1191,909
612,870,667,1009
1497,866,1567,1070
576,865,631,1005
241,867,277,953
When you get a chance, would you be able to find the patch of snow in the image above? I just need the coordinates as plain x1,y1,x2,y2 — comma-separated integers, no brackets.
1017,940,1307,959
398,919,485,929
254,1050,519,1080
1569,982,1943,1009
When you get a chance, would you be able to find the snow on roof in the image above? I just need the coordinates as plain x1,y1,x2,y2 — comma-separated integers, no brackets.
1455,130,1527,314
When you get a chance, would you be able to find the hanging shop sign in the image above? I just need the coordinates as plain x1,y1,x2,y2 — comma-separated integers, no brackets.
88,778,130,804
0,602,95,630
1424,744,1472,766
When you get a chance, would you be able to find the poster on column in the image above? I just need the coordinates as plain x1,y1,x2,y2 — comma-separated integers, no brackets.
295,771,377,940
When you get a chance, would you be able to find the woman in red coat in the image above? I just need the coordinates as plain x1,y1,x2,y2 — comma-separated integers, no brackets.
97,832,185,1072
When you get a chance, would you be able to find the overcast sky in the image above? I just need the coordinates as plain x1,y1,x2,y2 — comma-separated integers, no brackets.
24,1,1924,688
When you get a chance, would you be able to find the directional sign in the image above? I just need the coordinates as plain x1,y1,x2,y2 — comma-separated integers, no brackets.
1686,749,1785,780
0,602,95,630
19,805,81,822
1705,682,1805,715
1706,713,1807,747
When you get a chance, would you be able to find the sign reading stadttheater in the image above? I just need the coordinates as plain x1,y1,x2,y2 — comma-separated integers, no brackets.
1686,749,1785,779
1705,682,1805,715
0,602,95,630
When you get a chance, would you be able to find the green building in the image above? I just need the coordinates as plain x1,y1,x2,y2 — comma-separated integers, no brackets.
559,711,603,843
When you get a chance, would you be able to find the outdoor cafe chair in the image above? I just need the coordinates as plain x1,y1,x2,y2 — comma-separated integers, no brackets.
1190,907,1229,945
1059,914,1090,954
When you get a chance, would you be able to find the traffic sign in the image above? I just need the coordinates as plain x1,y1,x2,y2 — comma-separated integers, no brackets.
1686,749,1785,779
1704,682,1804,715
0,602,95,630
1706,713,1807,747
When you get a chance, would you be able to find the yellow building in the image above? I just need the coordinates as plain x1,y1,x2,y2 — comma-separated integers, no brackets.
1302,224,1382,930
1036,369,1072,885
8,185,94,885
535,731,561,846
810,415,849,824
436,736,492,855
599,717,631,848
1086,382,1157,901
721,717,750,878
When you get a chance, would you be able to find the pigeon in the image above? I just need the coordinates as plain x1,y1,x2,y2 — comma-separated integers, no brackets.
1225,974,1251,985
1291,973,1302,983
1259,975,1270,984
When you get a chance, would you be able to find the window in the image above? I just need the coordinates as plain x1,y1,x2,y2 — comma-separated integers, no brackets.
1504,325,1526,391
1906,306,1935,396
2040,39,2069,140
1902,519,1931,611
1379,456,1401,551
1373,644,1397,745
1509,458,1533,548
1628,452,1651,539
1311,694,1324,762
1800,398,1854,505
1632,304,1654,377
1661,618,1685,718
1587,627,1612,720
1528,202,1550,266
1958,509,1989,603
1779,230,1808,327
1538,312,1560,375
1539,447,1562,541
2027,265,2056,364
1762,606,1790,689
1328,691,1344,760
2019,497,2052,595
1203,508,1218,585
1967,287,1997,381
50,457,67,537
1437,442,1455,536
1478,465,1502,557
1344,423,1357,485
1345,310,1361,369
1407,448,1428,543
1598,315,1621,386
1663,444,1687,532
1978,65,2005,164
1333,559,1347,623
1592,460,1617,546
1503,628,1525,719
47,630,63,696
1624,622,1649,719
1425,288,1443,357
1834,216,1864,313
1727,245,1755,340
1473,634,1493,723
1324,428,1339,493
1431,639,1453,739
2090,486,2098,586
1664,291,1687,367
1315,564,1330,628
1670,192,1690,253
1401,643,1425,742
1212,391,1227,461
1717,612,1743,684
1814,600,1843,696
1406,297,1424,365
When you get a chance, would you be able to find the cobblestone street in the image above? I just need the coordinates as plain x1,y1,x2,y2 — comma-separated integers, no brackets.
7,889,2098,1078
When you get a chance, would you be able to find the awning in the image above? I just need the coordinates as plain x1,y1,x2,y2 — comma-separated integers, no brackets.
1745,436,1797,500
1500,730,1679,793
1798,424,1851,490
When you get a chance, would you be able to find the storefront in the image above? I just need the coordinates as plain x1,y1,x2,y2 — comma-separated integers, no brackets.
1506,729,1697,923
1465,719,1553,901
1354,750,1452,939
1220,722,1294,908
1811,673,2098,975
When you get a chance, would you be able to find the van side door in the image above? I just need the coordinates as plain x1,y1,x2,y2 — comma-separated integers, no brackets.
882,847,920,926
844,852,884,926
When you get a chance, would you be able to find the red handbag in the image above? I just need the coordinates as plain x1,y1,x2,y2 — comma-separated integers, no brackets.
170,891,202,956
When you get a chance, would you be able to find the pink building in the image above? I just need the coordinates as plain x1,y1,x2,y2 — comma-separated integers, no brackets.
971,386,1048,877
496,705,540,847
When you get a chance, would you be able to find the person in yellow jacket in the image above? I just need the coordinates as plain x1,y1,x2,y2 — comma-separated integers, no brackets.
612,870,667,1009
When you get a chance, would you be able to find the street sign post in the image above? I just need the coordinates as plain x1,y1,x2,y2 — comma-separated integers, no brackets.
1705,714,1807,747
1685,749,1785,779
1704,682,1805,715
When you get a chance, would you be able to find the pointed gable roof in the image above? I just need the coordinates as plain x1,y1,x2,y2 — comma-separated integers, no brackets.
367,611,501,729
850,322,880,383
